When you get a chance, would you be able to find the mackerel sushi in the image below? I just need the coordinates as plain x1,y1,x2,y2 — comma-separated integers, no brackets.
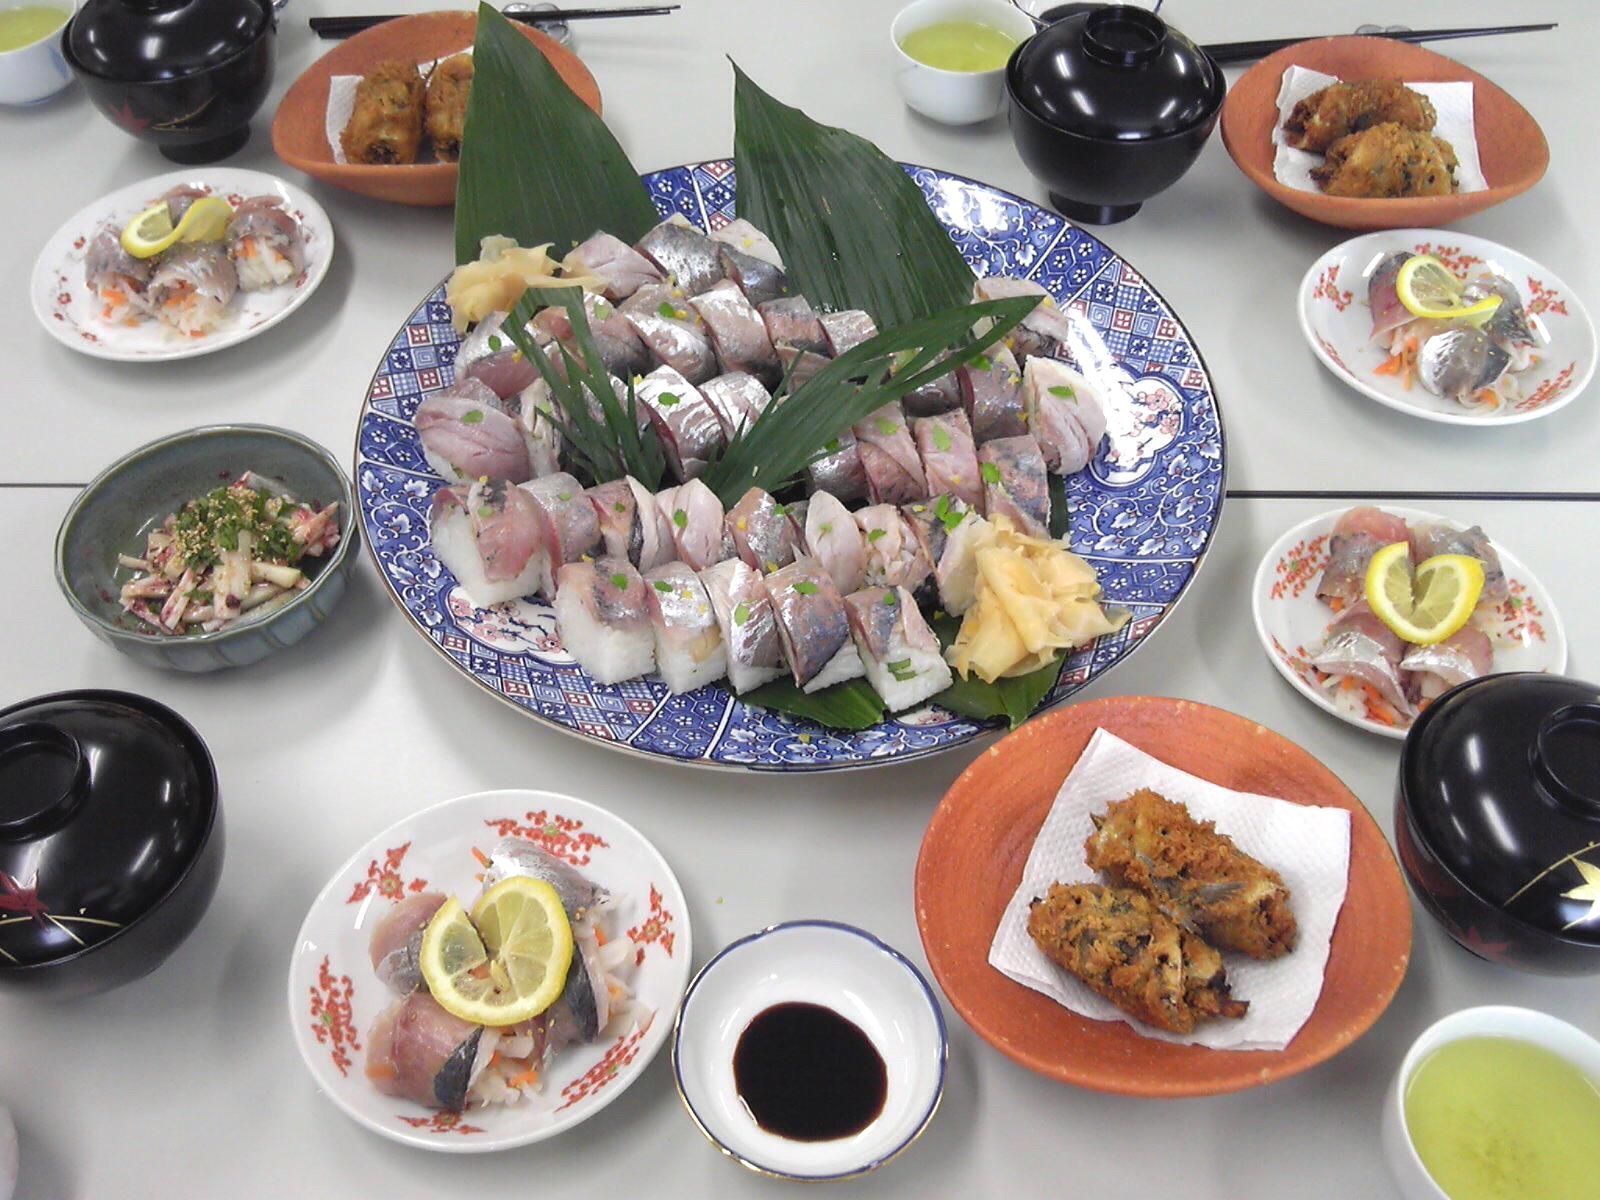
644,561,727,693
554,557,656,684
912,409,984,509
855,504,933,594
726,487,798,574
634,364,726,480
765,558,865,693
805,429,869,503
429,480,546,607
224,196,306,291
366,991,498,1112
902,370,963,418
515,379,564,477
958,344,1027,441
146,242,238,337
85,226,151,322
369,892,447,995
819,309,877,357
563,231,664,301
974,275,1072,359
416,379,531,483
933,507,992,615
587,477,674,570
716,245,788,306
656,478,727,570
776,345,831,389
534,291,652,379
522,472,602,598
708,218,784,268
691,279,779,381
844,585,952,711
701,558,785,693
802,490,867,596
758,296,829,355
854,402,927,505
980,436,1052,539
1020,357,1107,474
620,283,718,383
636,214,726,295
700,372,774,439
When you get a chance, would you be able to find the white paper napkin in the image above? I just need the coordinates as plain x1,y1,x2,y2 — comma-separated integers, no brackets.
988,728,1352,1051
1271,65,1488,195
324,48,472,165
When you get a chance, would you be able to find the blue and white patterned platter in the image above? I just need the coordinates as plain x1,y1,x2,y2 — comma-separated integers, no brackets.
355,163,1225,771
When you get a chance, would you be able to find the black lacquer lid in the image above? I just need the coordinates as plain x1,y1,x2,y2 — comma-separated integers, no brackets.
1009,5,1221,139
68,0,270,83
0,691,217,968
1402,673,1600,945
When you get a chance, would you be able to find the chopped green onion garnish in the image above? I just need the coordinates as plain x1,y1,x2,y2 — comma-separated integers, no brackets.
980,461,1002,486
930,425,952,453
1048,384,1076,400
793,580,818,595
867,528,887,543
461,409,485,425
653,579,673,592
733,602,750,625
673,509,688,529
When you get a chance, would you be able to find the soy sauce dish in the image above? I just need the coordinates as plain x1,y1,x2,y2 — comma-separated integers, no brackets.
671,921,947,1181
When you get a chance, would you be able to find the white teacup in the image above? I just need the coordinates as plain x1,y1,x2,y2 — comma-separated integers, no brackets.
890,0,1036,126
0,0,75,107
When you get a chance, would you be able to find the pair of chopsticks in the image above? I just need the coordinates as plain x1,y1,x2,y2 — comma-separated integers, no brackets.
310,5,679,39
1202,22,1557,65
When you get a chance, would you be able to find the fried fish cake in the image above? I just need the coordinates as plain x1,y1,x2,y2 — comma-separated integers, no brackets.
340,59,425,166
1284,79,1437,153
424,53,474,163
1026,883,1248,1035
1085,789,1297,960
1311,123,1459,198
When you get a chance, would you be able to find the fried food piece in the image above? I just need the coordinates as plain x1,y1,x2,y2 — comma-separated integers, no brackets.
1028,883,1247,1034
1310,123,1458,198
1284,79,1436,153
340,59,425,166
1085,789,1297,960
424,53,474,163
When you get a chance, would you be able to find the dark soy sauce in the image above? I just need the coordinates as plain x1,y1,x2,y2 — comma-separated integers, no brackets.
732,1002,888,1142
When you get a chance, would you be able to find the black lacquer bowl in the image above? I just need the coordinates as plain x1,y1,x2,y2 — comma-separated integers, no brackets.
63,0,277,164
1397,673,1600,975
0,691,223,998
1005,5,1224,224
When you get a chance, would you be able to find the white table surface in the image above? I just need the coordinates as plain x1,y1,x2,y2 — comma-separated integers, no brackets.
2,2,1597,1197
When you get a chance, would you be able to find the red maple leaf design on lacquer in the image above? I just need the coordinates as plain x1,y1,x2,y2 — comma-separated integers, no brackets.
627,885,677,966
0,871,49,925
109,99,151,133
482,810,607,866
308,956,361,1076
347,842,428,903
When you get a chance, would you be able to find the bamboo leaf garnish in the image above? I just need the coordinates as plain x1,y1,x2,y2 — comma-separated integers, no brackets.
741,677,886,731
927,612,1066,730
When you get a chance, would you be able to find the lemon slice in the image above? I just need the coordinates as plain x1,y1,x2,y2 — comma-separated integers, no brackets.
1395,254,1502,327
1365,541,1485,645
119,196,234,259
419,879,573,1027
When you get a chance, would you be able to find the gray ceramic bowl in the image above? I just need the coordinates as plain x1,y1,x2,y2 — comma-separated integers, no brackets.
55,425,357,672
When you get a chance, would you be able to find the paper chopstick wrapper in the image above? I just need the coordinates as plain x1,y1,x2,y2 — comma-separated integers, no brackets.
324,47,472,165
1271,65,1488,194
988,728,1351,1051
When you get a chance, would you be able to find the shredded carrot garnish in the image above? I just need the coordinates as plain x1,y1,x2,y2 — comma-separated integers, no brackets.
490,1051,503,1066
1373,355,1404,377
593,926,607,946
508,1067,540,1088
365,1063,398,1082
471,846,491,868
1328,597,1346,614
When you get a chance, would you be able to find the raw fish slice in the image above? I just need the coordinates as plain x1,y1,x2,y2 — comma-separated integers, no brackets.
803,491,868,596
934,508,992,615
161,185,208,224
958,344,1027,441
521,473,602,597
415,380,531,483
455,311,556,384
1402,625,1494,703
1315,506,1412,603
691,280,779,380
429,484,547,607
1409,523,1509,600
620,283,718,382
901,495,973,589
758,296,829,354
483,838,610,916
854,402,927,504
635,215,724,295
533,292,652,380
1309,601,1412,715
979,436,1051,539
587,479,644,564
515,379,564,477
85,226,151,319
701,558,785,693
366,992,495,1112
726,487,798,573
461,348,542,402
903,370,963,418
563,231,664,301
644,561,728,693
1021,357,1107,473
634,364,726,480
554,557,656,685
369,892,447,995
708,218,784,268
844,585,952,711
224,197,306,290
1417,328,1511,402
700,372,775,439
717,245,788,306
146,241,238,336
765,558,864,692
1463,273,1538,363
806,430,870,502
545,925,613,1048
819,309,877,356
629,476,677,570
913,410,984,509
776,345,831,389
1366,251,1413,342
973,276,1071,358
466,479,546,583
855,505,933,594
656,478,726,570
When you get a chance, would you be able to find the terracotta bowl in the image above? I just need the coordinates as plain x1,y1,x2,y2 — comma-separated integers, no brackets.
1219,36,1548,231
913,695,1412,1097
270,12,600,207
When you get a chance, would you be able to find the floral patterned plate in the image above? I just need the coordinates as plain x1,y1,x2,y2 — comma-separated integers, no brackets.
1251,507,1568,740
355,162,1225,770
30,168,334,363
1297,230,1595,426
287,788,690,1152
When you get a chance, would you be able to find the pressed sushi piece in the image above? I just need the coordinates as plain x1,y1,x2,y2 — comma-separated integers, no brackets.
369,892,448,995
979,435,1051,539
958,344,1028,441
1308,600,1413,717
701,558,786,693
708,217,784,268
855,504,933,595
691,279,779,381
634,364,726,480
1020,357,1107,474
900,495,973,589
429,480,547,606
903,370,963,418
775,345,831,389
716,244,788,306
854,402,928,505
933,506,992,616
586,478,642,564
765,558,865,693
802,490,868,596
533,291,653,380
656,478,726,570
1409,523,1509,600
1401,624,1494,704
481,837,611,917
912,410,984,509
521,472,602,598
416,379,531,483
726,487,798,574
844,585,953,711
223,196,305,292
629,477,678,570
1315,506,1412,604
85,226,151,321
563,231,664,301
819,309,878,357
454,311,554,386
635,214,725,295
461,347,541,402
973,275,1072,359
782,498,809,542
805,429,870,503
515,379,563,477
554,557,656,684
758,296,829,355
643,561,727,693
146,241,238,337
366,991,496,1111
700,371,775,439
620,283,718,383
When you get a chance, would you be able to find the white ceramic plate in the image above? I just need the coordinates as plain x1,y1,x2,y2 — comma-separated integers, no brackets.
287,789,691,1152
1251,506,1568,740
31,168,334,362
1297,230,1595,425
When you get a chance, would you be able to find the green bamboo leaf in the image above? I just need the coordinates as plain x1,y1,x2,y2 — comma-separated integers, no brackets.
731,61,975,325
928,612,1066,730
741,677,886,731
455,4,658,264
1048,473,1070,539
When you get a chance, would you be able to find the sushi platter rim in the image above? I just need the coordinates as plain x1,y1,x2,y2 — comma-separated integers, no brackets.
285,786,694,1154
669,918,949,1182
1249,505,1570,742
29,166,336,364
1295,229,1597,428
352,159,1230,772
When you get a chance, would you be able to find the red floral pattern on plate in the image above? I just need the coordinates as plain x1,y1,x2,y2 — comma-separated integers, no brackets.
1313,264,1353,312
627,885,677,966
1515,362,1576,412
1411,242,1483,276
1490,579,1547,645
1271,535,1329,600
398,1111,485,1135
1313,332,1348,373
1524,276,1568,318
482,810,608,866
556,1017,654,1111
309,956,361,1077
347,841,429,903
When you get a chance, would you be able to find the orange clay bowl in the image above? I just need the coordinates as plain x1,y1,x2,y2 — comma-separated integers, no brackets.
271,12,601,207
914,696,1411,1098
1219,36,1548,232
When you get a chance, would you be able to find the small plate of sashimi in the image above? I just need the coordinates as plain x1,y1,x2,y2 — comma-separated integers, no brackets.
1252,506,1567,739
31,168,334,362
288,789,691,1151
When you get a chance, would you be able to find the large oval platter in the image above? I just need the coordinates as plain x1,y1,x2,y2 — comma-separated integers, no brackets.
354,163,1225,770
